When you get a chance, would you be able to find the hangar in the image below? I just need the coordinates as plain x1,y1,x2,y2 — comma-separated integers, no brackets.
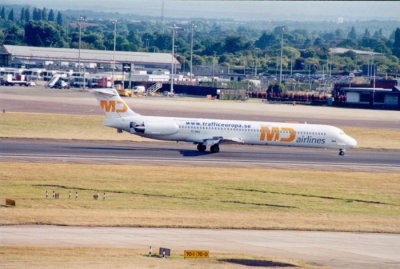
0,45,180,71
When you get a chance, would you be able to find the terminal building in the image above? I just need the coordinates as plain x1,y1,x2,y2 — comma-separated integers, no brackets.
0,45,180,71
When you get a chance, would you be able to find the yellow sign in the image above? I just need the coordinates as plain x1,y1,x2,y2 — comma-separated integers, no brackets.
184,250,209,258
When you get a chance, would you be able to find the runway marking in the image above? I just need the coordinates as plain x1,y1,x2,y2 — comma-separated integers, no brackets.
1,153,399,169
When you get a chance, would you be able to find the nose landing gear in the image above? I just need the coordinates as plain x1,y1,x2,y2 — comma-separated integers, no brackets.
339,149,345,156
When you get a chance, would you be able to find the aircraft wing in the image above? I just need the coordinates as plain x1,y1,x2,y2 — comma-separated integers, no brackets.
223,137,245,144
202,136,245,145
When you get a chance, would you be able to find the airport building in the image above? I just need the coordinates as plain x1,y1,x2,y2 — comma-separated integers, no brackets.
0,45,181,71
332,80,400,109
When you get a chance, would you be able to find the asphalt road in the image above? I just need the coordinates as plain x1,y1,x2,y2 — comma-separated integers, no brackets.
1,138,399,171
1,225,400,269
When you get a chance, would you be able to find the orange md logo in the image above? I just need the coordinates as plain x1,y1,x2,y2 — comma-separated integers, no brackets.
260,127,296,142
100,100,128,113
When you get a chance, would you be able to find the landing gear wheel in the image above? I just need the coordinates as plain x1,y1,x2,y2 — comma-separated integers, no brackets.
197,144,206,152
210,144,220,153
339,149,345,156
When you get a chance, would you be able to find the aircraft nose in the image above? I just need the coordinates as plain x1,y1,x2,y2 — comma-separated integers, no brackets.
347,136,357,148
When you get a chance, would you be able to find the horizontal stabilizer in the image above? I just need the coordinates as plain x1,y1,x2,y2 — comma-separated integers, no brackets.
90,88,118,97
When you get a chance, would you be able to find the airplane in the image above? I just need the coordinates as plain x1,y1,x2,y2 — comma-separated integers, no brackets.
91,88,357,156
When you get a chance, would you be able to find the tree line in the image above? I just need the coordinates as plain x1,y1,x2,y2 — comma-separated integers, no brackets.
0,5,400,76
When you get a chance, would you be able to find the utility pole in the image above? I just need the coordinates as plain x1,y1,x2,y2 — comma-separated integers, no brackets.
254,58,257,77
212,51,216,78
77,17,85,76
111,20,118,87
170,24,180,95
372,55,376,106
279,27,284,84
161,0,165,33
190,24,196,81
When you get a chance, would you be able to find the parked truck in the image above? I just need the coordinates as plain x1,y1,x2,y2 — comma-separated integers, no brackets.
1,74,35,86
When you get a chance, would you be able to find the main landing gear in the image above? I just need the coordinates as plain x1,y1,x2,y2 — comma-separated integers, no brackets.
197,143,206,152
210,144,220,153
196,143,220,153
339,149,345,156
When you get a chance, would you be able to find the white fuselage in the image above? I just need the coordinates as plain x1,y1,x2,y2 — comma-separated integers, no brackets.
104,115,357,150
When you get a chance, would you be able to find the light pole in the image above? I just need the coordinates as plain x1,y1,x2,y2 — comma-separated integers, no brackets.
308,64,312,91
111,20,118,87
190,23,196,81
77,17,85,75
254,48,260,77
279,27,284,84
170,24,180,95
212,51,217,78
372,55,376,106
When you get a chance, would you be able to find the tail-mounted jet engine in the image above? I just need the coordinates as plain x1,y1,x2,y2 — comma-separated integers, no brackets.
130,120,178,135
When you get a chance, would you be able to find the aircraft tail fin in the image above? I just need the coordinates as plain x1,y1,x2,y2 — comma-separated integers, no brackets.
90,88,138,118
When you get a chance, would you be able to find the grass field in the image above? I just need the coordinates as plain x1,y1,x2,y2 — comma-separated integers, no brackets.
1,112,399,149
1,162,399,233
0,246,324,269
0,112,153,141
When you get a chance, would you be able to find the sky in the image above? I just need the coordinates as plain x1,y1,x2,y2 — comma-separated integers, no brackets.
4,1,400,21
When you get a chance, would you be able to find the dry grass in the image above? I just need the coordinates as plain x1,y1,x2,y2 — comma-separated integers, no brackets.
0,246,324,269
1,162,399,233
0,112,154,141
342,126,400,149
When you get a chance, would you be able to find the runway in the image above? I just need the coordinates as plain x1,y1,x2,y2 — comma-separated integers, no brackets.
1,225,400,269
1,138,399,170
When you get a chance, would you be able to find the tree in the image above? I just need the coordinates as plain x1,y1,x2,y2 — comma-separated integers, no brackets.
301,48,317,58
393,28,400,58
24,8,31,22
0,7,5,20
267,82,286,95
334,29,345,39
4,24,24,45
56,11,63,26
373,29,383,39
20,8,25,22
348,26,357,40
8,9,14,22
24,21,68,47
224,36,252,54
342,50,357,60
48,9,55,22
82,33,105,50
338,39,357,48
126,30,141,51
363,29,371,38
361,38,390,54
192,54,204,65
33,8,41,20
294,57,306,70
255,31,277,50
41,8,47,21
